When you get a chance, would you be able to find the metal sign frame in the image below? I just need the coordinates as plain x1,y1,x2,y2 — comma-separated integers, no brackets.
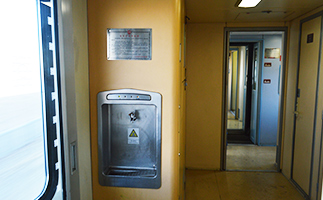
107,28,152,60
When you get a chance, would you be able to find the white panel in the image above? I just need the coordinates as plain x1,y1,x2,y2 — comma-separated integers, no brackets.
57,0,92,199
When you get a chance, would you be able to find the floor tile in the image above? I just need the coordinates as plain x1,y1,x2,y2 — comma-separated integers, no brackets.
227,112,243,129
215,172,305,200
227,119,243,129
185,170,221,200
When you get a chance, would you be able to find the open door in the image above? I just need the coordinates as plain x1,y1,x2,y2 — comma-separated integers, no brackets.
227,43,254,143
250,43,260,144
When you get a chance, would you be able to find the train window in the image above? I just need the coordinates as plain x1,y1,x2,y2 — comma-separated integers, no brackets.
0,0,64,200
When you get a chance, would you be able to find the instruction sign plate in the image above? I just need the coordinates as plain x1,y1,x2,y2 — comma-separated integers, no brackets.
128,128,139,144
265,48,280,59
107,29,152,60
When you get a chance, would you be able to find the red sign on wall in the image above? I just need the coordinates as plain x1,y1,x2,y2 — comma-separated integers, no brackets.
263,79,271,84
264,62,272,67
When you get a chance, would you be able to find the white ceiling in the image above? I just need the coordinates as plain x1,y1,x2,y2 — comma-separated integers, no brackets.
185,0,323,23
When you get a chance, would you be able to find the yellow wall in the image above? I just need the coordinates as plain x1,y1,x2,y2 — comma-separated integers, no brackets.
186,22,286,170
186,23,225,169
88,0,184,199
231,50,238,111
178,0,186,197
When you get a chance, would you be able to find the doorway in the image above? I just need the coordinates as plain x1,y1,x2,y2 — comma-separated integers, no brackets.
222,28,288,172
227,43,254,144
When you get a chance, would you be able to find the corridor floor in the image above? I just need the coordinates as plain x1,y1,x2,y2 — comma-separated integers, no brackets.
226,145,276,171
227,112,243,129
185,170,305,200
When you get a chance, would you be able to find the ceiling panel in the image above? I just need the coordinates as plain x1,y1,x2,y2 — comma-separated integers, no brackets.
186,0,323,23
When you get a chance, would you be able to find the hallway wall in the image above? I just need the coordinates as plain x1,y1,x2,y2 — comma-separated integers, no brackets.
186,22,285,169
238,46,246,122
281,6,323,198
282,5,323,178
186,23,225,169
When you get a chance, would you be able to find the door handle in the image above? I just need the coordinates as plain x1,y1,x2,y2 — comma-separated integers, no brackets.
294,111,299,117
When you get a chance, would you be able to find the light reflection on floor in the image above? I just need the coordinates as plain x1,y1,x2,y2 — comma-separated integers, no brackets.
227,111,243,129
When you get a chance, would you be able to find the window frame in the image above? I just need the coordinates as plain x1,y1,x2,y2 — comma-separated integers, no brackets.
37,0,65,199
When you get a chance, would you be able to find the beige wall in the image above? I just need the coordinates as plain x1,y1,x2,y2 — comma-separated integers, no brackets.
315,18,323,198
281,18,300,178
281,6,323,199
186,22,286,170
72,0,92,198
88,0,184,199
282,6,323,178
186,23,225,169
58,0,92,198
178,0,186,197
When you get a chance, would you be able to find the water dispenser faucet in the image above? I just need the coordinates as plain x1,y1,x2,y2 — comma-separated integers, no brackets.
129,112,137,122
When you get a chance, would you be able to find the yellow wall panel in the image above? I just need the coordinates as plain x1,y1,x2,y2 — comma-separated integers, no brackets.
88,0,183,199
186,23,225,169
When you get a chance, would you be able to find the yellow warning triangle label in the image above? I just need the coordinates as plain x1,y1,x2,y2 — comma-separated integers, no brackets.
129,129,138,137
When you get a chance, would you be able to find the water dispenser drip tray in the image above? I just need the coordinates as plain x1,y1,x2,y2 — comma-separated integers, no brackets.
105,167,157,177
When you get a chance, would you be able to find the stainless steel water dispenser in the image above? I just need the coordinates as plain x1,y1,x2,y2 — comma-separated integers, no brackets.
97,89,161,188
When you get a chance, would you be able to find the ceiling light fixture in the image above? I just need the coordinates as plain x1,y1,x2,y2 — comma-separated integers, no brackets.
235,0,262,8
